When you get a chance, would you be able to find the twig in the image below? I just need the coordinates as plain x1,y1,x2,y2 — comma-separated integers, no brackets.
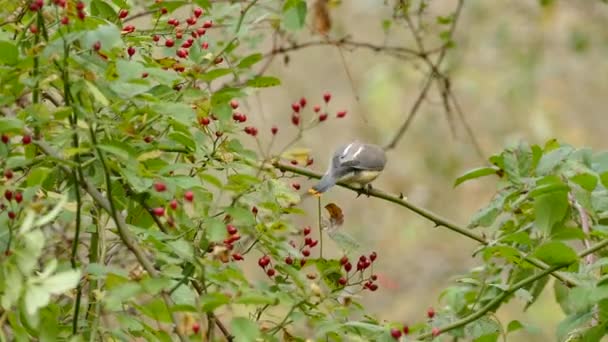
35,141,189,342
414,237,608,340
273,161,579,286
569,193,595,264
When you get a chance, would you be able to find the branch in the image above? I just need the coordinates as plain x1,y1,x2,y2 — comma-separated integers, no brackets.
34,141,189,342
414,237,608,340
273,161,579,286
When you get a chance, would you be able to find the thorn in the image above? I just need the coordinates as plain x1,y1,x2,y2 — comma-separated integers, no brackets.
399,192,404,199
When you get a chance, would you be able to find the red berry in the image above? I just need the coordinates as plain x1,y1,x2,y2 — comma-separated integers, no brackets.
184,190,194,202
192,322,200,334
14,193,22,203
258,256,270,268
30,25,38,34
154,182,166,192
303,226,311,235
169,199,178,210
118,9,129,19
371,274,378,281
176,48,188,58
76,1,85,10
299,97,307,107
201,41,209,49
127,46,136,57
337,110,347,118
226,224,238,235
175,31,183,39
370,251,377,262
266,268,275,277
300,259,307,267
22,135,31,145
319,113,328,122
344,262,352,272
8,211,16,220
4,190,13,201
323,92,331,103
1,134,8,143
214,57,223,64
93,41,101,51
197,27,206,36
60,16,69,25
290,160,298,165
193,7,203,17
302,249,310,257
232,253,244,261
369,284,378,291
305,237,313,246
160,7,167,15
309,239,318,248
166,38,176,47
199,117,210,126
306,158,314,166
427,307,435,319
142,72,149,78
291,114,300,126
122,25,135,33
186,17,196,26
432,327,440,337
4,169,13,179
202,20,212,28
292,183,300,190
291,103,300,113
285,256,293,265
270,126,278,135
313,105,321,113
402,325,409,335
77,10,86,20
153,207,165,216
338,277,347,286
390,328,402,339
340,256,349,265
252,206,258,215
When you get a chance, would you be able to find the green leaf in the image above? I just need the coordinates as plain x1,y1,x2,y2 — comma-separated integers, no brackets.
507,320,524,333
571,173,598,191
534,188,568,235
454,167,498,187
234,292,279,306
532,241,578,266
200,292,230,312
80,24,123,52
0,41,19,65
198,68,233,82
283,0,307,31
42,269,81,295
206,218,226,243
24,285,51,316
26,167,51,187
0,118,24,133
465,317,500,340
536,146,573,175
246,76,281,88
237,53,263,69
230,317,261,341
600,171,608,189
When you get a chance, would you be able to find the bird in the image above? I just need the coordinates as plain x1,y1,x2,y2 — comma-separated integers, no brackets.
308,141,387,196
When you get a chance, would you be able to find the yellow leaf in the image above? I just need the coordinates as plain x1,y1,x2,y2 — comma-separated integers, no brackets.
137,150,163,161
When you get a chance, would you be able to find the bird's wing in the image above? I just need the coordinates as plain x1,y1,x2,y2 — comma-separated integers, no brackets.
338,143,386,171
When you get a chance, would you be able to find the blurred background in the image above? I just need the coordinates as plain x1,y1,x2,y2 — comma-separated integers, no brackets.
235,0,608,340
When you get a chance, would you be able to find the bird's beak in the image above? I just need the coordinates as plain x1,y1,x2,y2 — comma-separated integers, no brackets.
308,188,322,197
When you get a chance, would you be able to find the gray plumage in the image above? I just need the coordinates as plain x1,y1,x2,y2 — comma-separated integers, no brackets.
311,141,387,193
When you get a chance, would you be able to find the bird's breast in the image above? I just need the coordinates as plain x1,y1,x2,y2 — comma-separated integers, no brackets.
339,170,381,187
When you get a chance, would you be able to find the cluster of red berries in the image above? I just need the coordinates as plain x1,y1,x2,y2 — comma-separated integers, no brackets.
2,133,31,146
337,252,379,291
283,226,319,267
150,181,194,227
288,92,347,127
2,167,23,221
258,255,275,277
389,307,440,340
152,7,212,61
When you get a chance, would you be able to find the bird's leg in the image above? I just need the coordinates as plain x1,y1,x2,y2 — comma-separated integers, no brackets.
365,184,373,197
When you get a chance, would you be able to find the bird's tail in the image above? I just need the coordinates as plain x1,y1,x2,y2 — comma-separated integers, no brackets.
309,173,337,195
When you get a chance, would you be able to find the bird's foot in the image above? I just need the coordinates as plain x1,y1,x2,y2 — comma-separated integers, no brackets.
355,184,373,198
